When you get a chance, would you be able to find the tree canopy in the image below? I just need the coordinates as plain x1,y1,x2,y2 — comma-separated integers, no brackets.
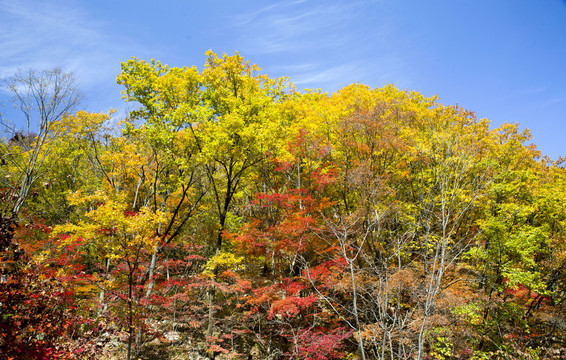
0,52,564,360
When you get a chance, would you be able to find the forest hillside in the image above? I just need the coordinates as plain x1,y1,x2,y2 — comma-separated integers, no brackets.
0,52,565,360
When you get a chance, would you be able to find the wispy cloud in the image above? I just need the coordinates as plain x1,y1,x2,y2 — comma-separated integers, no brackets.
232,1,362,55
504,86,547,100
0,0,144,111
230,0,309,28
542,94,566,107
0,0,408,112
224,0,406,91
280,55,406,91
502,87,566,109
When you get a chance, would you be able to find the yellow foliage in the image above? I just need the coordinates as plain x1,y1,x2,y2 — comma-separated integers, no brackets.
203,250,243,279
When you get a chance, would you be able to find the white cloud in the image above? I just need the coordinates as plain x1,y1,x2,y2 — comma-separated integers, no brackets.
0,0,143,105
285,55,406,91
232,1,359,55
224,0,405,91
542,94,566,107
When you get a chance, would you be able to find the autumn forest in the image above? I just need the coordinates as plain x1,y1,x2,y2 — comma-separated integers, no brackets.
0,52,565,359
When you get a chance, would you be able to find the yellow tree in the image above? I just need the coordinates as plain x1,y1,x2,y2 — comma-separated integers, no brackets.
195,51,290,252
55,191,164,360
118,51,291,251
290,85,501,359
118,59,206,303
463,126,566,355
117,51,292,338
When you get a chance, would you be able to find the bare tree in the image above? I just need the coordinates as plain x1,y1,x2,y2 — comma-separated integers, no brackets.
1,68,82,216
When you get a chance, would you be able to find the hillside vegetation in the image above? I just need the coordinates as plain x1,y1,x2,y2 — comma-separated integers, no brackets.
1,52,565,359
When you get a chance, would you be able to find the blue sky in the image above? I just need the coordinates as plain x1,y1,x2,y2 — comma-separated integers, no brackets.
1,0,565,159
